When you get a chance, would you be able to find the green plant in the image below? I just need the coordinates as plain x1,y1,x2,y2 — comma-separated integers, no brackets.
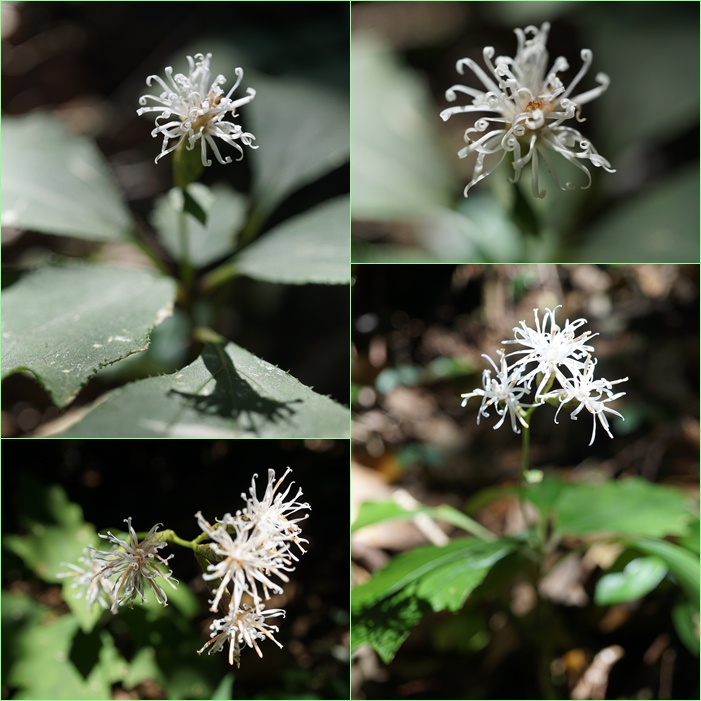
2,51,349,438
351,306,699,698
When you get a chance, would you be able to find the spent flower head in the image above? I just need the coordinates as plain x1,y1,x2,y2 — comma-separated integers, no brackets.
198,603,285,668
137,52,257,166
90,518,178,613
57,547,115,610
441,22,614,197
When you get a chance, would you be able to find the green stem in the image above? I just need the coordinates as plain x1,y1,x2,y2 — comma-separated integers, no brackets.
126,228,169,276
199,260,240,294
237,204,266,249
156,529,198,552
178,196,194,290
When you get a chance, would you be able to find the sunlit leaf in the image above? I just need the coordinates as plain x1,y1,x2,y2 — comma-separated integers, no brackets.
352,539,514,613
235,196,349,284
2,112,132,241
56,342,349,438
1,262,176,408
350,590,428,664
9,613,109,700
4,480,97,586
351,538,514,662
352,501,495,541
594,556,668,605
627,538,700,604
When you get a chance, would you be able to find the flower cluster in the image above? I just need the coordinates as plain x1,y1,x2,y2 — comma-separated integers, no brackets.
57,468,309,668
58,518,177,614
196,468,310,667
440,22,614,198
137,52,257,166
461,306,627,445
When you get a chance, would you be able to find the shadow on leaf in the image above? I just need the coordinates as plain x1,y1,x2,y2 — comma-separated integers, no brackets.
171,343,301,433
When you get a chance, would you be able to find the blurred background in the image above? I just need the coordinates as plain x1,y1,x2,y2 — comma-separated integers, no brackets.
351,1,700,263
1,1,350,436
2,439,350,700
351,264,699,698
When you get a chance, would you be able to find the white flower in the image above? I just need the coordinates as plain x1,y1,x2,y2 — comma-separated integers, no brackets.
503,306,597,399
242,468,311,555
195,511,292,614
137,52,257,166
198,603,285,668
461,349,532,433
543,354,627,445
440,22,615,197
91,518,178,613
57,547,115,610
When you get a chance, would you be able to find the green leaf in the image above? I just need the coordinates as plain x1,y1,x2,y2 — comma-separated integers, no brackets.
56,341,349,438
352,538,514,613
627,538,700,604
671,600,699,657
352,501,496,541
249,75,349,215
523,474,569,521
678,518,700,554
61,578,105,635
574,165,700,262
2,591,49,684
151,184,248,268
9,613,110,700
234,196,349,284
351,34,456,220
586,8,699,151
351,539,514,662
594,556,668,605
123,646,165,690
2,261,176,408
2,112,132,241
211,673,235,700
554,477,694,538
351,590,428,664
4,480,98,586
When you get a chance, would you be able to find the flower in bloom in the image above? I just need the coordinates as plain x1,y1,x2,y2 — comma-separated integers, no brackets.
91,518,178,614
503,306,597,399
461,349,532,433
242,468,311,555
198,603,285,668
137,52,257,166
440,22,615,197
195,468,310,666
195,511,292,613
543,354,628,445
462,306,626,443
57,547,115,610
